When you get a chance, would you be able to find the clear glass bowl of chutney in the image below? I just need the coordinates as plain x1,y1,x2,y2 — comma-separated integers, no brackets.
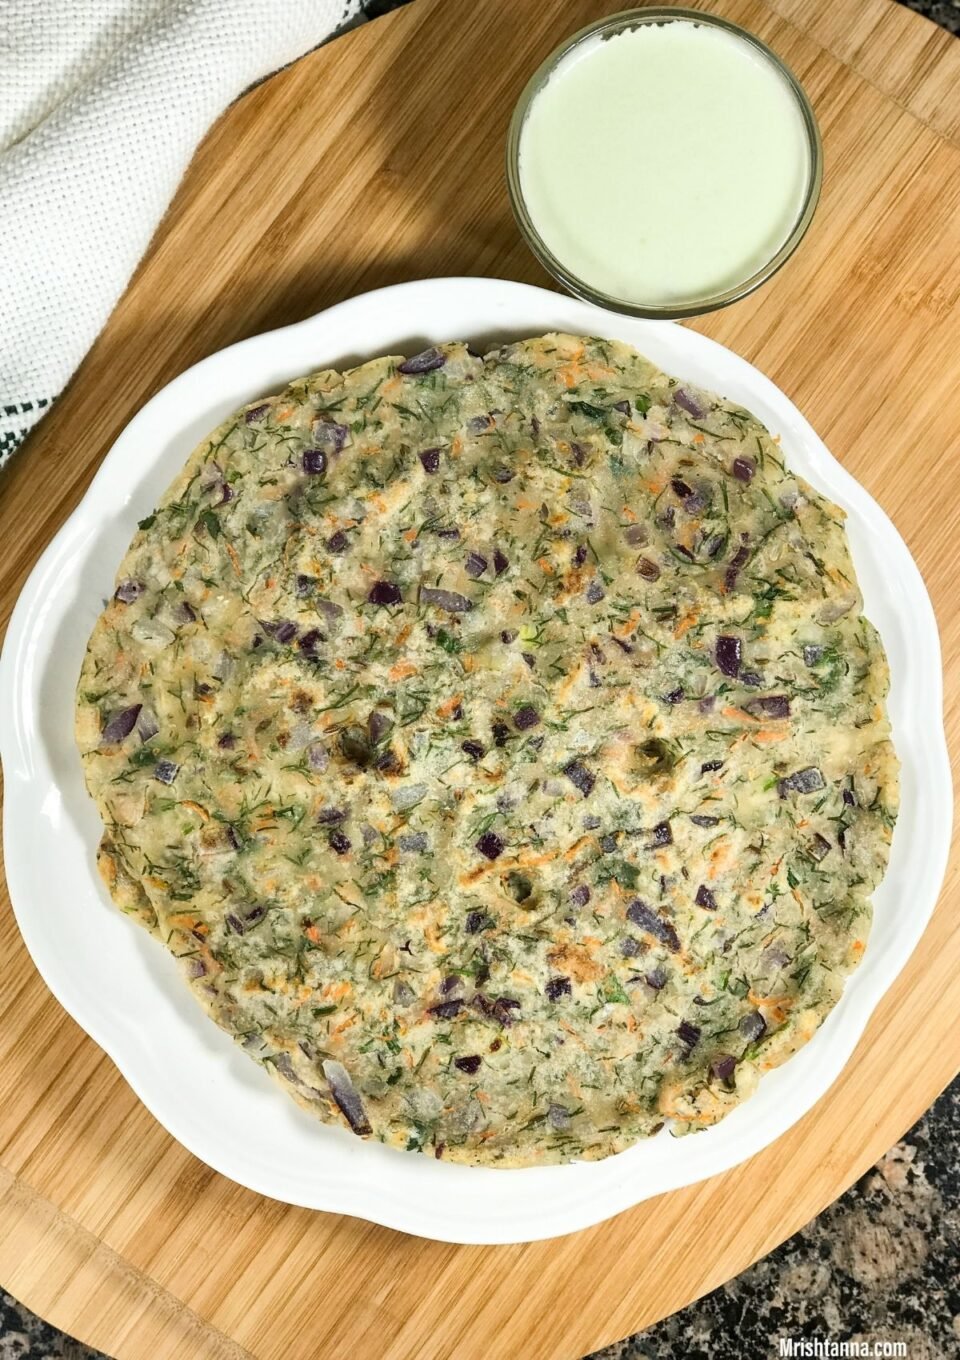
506,7,823,320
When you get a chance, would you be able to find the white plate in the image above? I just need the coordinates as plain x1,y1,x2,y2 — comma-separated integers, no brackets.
0,279,950,1244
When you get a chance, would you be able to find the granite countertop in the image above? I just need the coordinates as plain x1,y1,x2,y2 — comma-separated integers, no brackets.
2,1,957,1358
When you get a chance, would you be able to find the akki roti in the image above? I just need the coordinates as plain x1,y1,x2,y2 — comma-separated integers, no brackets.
76,332,898,1166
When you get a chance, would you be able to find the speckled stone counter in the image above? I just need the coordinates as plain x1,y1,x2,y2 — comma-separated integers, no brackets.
590,1076,960,1360
2,1,957,1357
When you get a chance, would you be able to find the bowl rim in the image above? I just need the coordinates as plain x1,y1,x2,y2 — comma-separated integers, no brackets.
505,5,824,319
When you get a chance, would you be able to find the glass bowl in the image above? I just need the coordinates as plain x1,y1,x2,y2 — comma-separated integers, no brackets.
506,6,823,319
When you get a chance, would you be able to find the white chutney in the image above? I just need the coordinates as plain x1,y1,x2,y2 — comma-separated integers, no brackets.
518,18,812,307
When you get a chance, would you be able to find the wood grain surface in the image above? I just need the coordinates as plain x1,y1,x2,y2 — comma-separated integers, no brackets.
1,2,958,1357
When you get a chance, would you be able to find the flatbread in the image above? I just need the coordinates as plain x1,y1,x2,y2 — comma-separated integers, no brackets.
76,334,898,1164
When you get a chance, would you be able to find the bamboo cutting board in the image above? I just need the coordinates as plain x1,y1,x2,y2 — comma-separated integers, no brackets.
1,1,958,1357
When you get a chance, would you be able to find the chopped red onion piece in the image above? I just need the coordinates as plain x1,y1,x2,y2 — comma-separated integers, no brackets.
244,403,269,423
803,644,824,666
627,900,680,952
153,759,179,784
548,1103,572,1130
302,449,327,475
259,618,297,644
725,539,750,592
465,551,488,578
674,386,709,418
586,579,605,604
493,548,509,576
328,828,351,855
740,1010,767,1042
298,628,322,661
420,586,472,613
492,721,510,746
392,783,427,810
393,979,416,1006
137,709,160,741
368,580,402,605
326,530,349,553
748,695,791,719
695,884,718,910
114,578,143,604
100,704,142,745
398,347,446,375
637,556,660,581
544,976,572,1001
513,705,540,730
316,598,344,623
313,420,348,452
491,996,521,1026
322,1059,372,1135
367,710,392,744
562,759,595,797
732,457,756,483
819,595,857,623
690,814,720,827
419,447,441,473
779,767,826,797
711,1054,737,1084
461,739,486,761
454,1054,482,1074
475,831,504,860
274,1053,301,1086
715,635,742,677
429,998,464,1020
808,833,832,861
677,1020,701,1050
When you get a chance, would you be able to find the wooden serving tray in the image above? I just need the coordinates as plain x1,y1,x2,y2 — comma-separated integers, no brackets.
0,1,957,1357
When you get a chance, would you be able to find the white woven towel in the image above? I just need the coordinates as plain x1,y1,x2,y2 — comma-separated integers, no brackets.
0,0,370,467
